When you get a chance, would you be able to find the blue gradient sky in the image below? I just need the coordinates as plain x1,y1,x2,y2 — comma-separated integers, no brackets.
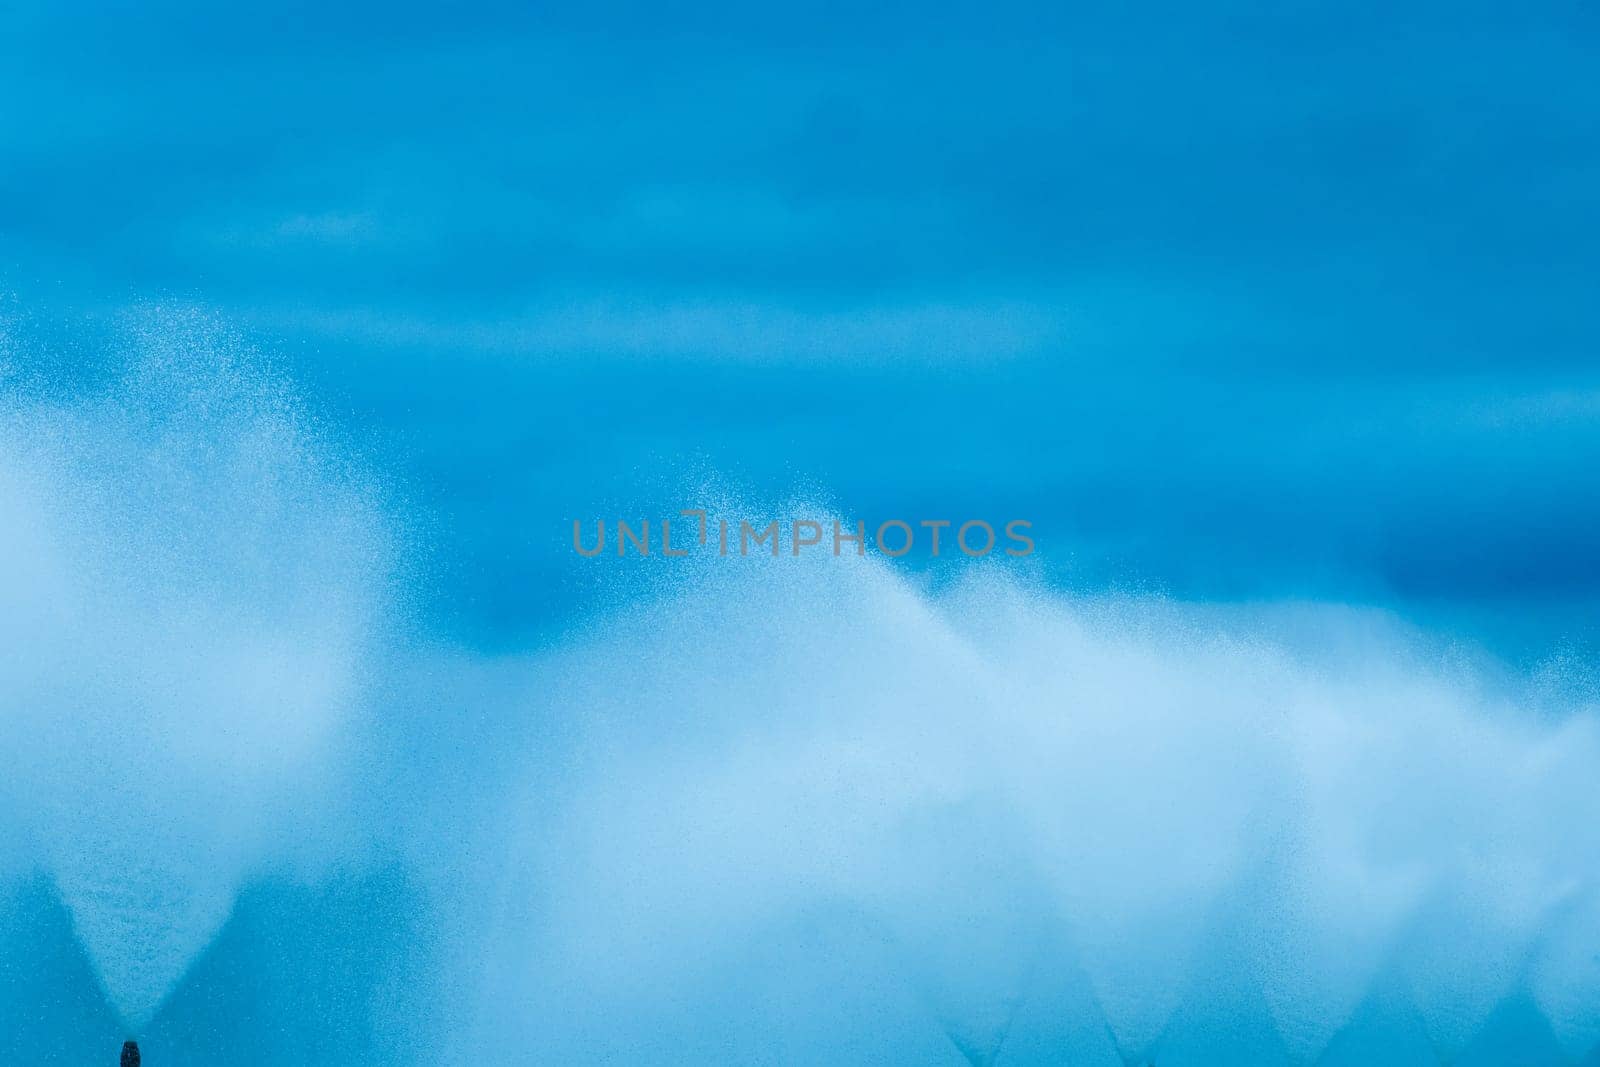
4,1,1598,658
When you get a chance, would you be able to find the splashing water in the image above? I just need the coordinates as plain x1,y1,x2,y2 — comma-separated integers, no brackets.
0,314,394,1028
449,553,1600,1065
1,317,1599,1064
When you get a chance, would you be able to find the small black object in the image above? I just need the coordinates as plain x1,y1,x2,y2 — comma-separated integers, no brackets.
121,1041,140,1067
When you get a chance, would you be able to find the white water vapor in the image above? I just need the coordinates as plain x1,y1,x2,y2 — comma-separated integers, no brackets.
451,553,1600,1065
0,315,394,1027
1,322,1597,1066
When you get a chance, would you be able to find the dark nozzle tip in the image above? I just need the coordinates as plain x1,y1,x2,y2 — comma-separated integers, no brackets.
121,1040,140,1067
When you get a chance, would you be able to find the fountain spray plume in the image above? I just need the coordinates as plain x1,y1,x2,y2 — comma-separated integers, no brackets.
445,548,1600,1064
0,309,398,1027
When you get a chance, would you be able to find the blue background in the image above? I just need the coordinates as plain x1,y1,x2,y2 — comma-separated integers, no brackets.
6,1,1600,659
6,5,1600,1065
